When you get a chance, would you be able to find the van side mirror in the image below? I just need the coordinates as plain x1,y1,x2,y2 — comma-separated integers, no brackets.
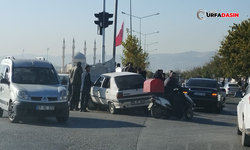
1,78,9,84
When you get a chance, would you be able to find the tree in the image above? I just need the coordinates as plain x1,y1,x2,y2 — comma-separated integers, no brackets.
218,19,250,78
121,29,149,70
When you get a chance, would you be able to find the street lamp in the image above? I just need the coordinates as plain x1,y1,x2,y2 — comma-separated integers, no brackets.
142,42,158,52
133,30,159,51
22,49,24,58
122,11,159,47
47,48,49,61
148,49,157,52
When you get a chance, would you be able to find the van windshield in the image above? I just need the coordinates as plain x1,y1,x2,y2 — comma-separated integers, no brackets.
12,67,59,84
115,75,145,90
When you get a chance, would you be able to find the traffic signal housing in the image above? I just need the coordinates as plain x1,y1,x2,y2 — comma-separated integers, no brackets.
94,12,113,35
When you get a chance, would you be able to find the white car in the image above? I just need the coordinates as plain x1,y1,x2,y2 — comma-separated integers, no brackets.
237,85,250,146
224,83,241,96
90,72,151,114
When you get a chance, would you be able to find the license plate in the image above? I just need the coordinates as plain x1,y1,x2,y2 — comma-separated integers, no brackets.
36,105,55,110
131,100,145,105
194,92,205,96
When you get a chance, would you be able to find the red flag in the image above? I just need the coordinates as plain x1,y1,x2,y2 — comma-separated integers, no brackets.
116,22,124,47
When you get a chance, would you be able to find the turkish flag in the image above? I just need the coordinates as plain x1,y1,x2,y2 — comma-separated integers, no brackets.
116,22,124,47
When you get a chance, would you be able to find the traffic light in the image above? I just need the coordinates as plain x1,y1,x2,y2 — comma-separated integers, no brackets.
94,12,103,35
94,12,113,35
104,12,113,28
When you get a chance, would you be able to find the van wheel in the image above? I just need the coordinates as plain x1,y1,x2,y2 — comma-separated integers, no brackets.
56,116,69,123
0,108,3,117
8,102,19,123
109,102,117,114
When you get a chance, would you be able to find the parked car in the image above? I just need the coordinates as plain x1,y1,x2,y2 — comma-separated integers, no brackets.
183,78,224,113
224,83,241,96
0,56,69,123
237,84,250,146
89,72,151,114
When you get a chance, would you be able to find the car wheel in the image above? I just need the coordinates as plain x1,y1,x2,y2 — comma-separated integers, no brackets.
56,116,69,123
151,105,163,119
0,108,3,117
8,101,19,123
238,125,242,135
242,123,250,146
109,102,117,114
88,98,97,110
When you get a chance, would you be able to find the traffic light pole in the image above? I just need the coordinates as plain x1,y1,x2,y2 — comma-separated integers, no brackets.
112,0,118,62
102,0,106,63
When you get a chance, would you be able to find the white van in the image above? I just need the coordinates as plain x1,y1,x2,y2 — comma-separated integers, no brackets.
0,56,69,123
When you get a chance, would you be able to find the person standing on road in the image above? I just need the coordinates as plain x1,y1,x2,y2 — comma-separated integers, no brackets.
127,63,136,73
122,62,129,72
164,72,184,119
80,65,92,112
116,63,122,72
69,62,83,111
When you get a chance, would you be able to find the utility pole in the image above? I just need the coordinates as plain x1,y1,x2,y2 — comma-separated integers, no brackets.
102,0,106,63
112,0,118,62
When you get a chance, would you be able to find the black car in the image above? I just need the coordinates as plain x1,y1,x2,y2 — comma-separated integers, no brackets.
183,78,224,113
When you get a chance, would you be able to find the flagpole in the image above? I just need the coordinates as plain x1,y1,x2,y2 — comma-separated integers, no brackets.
112,0,118,62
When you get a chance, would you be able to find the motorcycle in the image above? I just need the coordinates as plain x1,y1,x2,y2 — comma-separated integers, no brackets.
148,88,195,120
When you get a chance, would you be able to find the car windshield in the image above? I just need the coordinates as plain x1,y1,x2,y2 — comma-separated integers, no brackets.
12,67,59,84
115,75,145,90
186,79,216,88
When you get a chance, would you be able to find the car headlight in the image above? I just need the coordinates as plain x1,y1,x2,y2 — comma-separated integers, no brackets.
17,90,29,100
60,90,67,100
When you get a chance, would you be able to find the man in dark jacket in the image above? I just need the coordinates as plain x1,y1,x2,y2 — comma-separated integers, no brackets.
80,65,92,112
153,69,163,80
164,72,184,119
69,62,83,110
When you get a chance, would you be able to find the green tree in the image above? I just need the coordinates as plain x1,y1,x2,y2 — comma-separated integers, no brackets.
218,19,250,78
121,29,149,70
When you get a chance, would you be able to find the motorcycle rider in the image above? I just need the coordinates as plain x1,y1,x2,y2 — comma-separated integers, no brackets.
164,71,184,119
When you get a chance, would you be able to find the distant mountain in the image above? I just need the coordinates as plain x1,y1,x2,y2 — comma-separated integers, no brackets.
0,51,216,72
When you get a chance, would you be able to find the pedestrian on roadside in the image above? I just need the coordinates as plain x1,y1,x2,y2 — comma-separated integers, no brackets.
127,63,136,73
69,61,83,111
153,69,163,80
80,65,92,112
116,63,122,72
122,62,129,72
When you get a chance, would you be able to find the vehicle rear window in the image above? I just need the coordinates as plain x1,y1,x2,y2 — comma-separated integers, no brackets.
115,75,145,90
186,79,216,88
229,84,239,87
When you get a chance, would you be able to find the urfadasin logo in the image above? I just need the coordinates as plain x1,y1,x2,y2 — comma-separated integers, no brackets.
197,9,239,20
197,9,206,20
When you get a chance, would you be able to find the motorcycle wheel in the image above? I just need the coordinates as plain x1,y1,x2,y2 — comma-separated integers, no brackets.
184,107,194,120
151,105,163,119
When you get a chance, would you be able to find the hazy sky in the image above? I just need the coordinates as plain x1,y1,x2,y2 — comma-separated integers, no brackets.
0,0,249,58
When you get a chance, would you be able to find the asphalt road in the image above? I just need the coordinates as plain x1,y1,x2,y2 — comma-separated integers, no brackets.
0,97,248,150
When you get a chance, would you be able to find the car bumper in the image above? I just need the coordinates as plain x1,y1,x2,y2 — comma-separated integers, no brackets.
113,98,151,109
13,101,69,117
191,98,219,109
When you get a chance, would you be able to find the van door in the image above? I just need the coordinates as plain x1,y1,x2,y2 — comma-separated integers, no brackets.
0,65,10,110
99,77,110,105
90,76,104,104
